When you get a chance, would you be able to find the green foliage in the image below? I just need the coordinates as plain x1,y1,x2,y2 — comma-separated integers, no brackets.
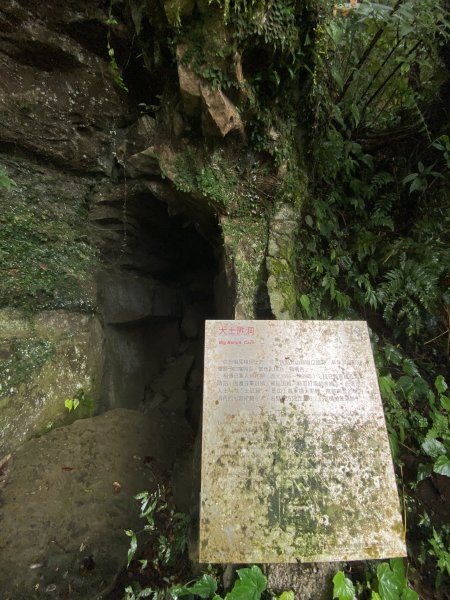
333,570,355,600
106,13,128,92
124,486,190,599
300,0,450,336
0,165,16,190
172,149,239,212
313,0,450,135
64,397,79,412
171,565,291,600
375,337,450,470
428,527,450,583
334,559,418,600
64,389,93,413
171,574,218,598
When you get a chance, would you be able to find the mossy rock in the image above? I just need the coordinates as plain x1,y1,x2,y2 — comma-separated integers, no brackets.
0,309,103,454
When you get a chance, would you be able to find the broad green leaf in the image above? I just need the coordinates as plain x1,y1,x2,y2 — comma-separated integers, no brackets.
170,586,189,598
379,375,396,400
188,575,218,598
397,376,414,396
171,575,218,599
421,438,446,458
440,395,450,412
417,463,432,482
305,214,313,227
401,586,419,600
300,294,311,313
64,399,73,411
435,375,448,394
332,571,355,600
372,593,382,600
402,173,417,184
278,592,294,600
409,177,423,193
226,582,259,600
402,358,419,378
236,566,266,593
377,562,402,600
331,66,344,91
226,566,267,600
389,558,405,581
434,455,450,477
126,532,137,567
383,343,401,366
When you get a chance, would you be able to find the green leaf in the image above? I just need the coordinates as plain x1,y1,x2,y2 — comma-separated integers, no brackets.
172,575,218,599
278,593,294,600
64,399,73,411
189,575,218,598
226,566,267,600
377,562,402,600
421,438,446,458
441,395,450,412
402,358,419,378
417,463,432,482
397,376,414,396
305,214,313,227
401,587,419,600
402,173,417,184
126,531,137,567
384,344,403,365
0,167,16,189
435,375,448,394
300,294,311,313
332,571,355,600
389,558,405,581
434,455,450,477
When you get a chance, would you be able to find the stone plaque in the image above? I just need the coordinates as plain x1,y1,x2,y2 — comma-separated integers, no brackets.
200,320,406,563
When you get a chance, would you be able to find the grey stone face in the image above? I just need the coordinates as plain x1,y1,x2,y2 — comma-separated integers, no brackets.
200,320,406,563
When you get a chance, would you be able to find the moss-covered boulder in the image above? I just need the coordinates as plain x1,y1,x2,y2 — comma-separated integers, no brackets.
0,309,103,454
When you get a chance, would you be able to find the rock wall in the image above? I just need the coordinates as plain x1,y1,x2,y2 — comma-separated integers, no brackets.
0,0,221,452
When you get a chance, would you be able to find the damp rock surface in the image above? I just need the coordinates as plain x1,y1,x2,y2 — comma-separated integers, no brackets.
0,309,102,454
0,409,192,599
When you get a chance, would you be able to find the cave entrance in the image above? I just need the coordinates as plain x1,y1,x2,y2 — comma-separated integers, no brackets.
92,186,220,432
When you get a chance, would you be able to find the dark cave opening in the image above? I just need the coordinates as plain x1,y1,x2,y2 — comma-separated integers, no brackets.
92,186,221,434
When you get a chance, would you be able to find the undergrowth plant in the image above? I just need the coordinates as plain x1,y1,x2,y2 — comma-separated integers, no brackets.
171,566,293,600
333,559,418,600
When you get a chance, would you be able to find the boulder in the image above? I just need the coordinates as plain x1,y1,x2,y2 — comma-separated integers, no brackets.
151,354,194,396
97,271,182,324
0,2,130,174
0,408,192,598
176,43,203,117
125,147,161,178
0,309,103,455
201,83,244,138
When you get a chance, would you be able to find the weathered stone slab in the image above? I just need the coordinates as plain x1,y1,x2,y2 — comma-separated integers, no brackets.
200,320,406,563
